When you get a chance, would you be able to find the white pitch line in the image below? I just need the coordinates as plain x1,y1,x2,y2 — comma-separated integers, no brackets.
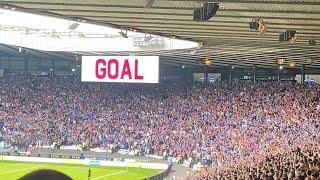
91,169,128,180
0,164,29,174
0,166,44,175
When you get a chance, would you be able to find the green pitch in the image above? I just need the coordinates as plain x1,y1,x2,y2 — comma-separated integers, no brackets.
0,161,160,180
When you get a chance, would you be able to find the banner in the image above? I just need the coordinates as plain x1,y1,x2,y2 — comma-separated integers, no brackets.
193,73,221,82
118,149,130,155
81,56,159,83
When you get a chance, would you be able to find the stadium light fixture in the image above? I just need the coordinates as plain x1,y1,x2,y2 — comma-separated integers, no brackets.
258,19,266,35
129,28,138,32
291,35,297,44
119,30,128,38
276,59,284,65
204,58,212,66
191,41,204,54
196,42,204,50
144,0,156,8
144,35,153,42
68,22,79,30
77,18,86,23
190,49,197,55
289,61,296,67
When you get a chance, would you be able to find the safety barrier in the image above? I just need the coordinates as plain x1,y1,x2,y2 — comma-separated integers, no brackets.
0,155,168,170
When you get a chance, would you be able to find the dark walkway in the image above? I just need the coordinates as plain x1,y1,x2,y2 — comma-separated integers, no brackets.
166,164,189,180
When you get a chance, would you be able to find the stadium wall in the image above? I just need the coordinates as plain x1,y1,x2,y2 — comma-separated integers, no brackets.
0,155,168,170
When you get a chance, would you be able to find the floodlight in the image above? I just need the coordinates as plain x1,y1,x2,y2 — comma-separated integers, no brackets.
144,0,156,8
119,30,128,38
68,22,79,30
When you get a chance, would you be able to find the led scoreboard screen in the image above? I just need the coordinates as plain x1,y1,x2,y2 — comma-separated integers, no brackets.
81,56,159,83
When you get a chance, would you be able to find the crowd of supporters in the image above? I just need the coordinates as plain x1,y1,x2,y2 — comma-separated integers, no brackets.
0,76,319,178
189,146,320,179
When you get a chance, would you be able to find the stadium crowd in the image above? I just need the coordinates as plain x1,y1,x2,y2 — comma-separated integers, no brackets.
189,146,320,179
0,76,319,178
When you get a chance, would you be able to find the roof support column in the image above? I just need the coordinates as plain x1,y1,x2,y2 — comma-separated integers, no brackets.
229,64,232,83
8,57,11,73
277,66,281,82
24,50,29,77
204,65,208,84
301,64,305,83
50,56,55,79
253,64,257,83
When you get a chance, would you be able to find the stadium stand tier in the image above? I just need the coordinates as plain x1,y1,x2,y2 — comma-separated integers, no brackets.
0,77,319,179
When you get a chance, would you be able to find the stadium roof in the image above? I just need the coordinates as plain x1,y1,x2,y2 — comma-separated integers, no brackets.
0,0,319,69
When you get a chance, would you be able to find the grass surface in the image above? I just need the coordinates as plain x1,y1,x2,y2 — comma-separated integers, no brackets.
0,161,160,180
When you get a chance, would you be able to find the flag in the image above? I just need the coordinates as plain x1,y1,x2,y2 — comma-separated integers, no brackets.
87,112,94,120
